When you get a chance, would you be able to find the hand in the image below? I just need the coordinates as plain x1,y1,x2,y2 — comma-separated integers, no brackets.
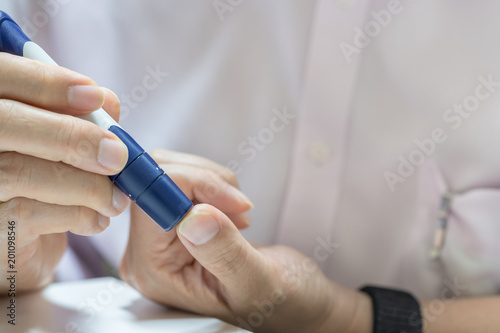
120,151,372,332
0,53,130,293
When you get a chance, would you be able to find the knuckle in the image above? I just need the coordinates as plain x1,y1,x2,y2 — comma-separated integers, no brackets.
54,117,101,167
30,62,50,104
69,207,100,235
5,197,22,221
0,152,27,197
0,99,18,138
5,197,35,233
218,167,236,184
199,168,219,182
208,238,246,276
55,117,81,163
198,169,224,199
58,120,98,162
79,173,108,209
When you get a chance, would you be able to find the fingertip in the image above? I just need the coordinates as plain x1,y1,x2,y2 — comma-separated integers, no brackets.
67,84,105,112
191,202,217,214
111,186,130,215
177,204,222,246
98,136,129,173
70,211,110,236
193,180,254,215
101,87,121,122
149,149,165,163
98,214,110,230
240,211,251,227
226,185,254,211
227,211,251,230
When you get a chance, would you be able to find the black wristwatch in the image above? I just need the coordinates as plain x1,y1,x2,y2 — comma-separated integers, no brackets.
360,286,423,333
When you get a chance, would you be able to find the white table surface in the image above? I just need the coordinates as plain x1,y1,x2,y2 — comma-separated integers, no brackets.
0,277,248,333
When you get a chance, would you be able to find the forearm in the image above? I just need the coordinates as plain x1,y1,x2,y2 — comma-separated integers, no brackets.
422,296,500,333
318,284,500,333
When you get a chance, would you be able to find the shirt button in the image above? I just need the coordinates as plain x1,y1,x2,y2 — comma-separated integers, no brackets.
308,142,331,166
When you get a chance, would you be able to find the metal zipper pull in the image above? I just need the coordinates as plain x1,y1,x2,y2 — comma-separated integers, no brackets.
429,192,453,261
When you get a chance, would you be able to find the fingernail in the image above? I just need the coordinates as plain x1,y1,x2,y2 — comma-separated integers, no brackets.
98,138,128,171
227,185,254,208
68,85,105,111
179,209,220,246
113,187,130,211
98,214,110,229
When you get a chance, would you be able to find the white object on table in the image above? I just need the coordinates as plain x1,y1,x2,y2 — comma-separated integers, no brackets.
1,277,248,333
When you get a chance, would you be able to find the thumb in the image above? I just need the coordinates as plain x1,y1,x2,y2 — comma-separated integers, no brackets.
176,204,266,289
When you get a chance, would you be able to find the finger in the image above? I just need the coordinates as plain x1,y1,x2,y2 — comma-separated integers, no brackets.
120,202,181,292
0,53,104,115
226,212,251,230
101,87,121,122
0,100,128,174
163,164,252,218
0,152,130,217
177,204,269,293
126,202,179,252
151,149,240,188
126,204,195,274
121,204,225,316
3,198,111,247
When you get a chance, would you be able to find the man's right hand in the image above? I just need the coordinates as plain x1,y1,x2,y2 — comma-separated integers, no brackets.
0,53,130,293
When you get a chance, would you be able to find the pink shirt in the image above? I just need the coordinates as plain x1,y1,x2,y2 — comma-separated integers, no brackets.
3,0,500,301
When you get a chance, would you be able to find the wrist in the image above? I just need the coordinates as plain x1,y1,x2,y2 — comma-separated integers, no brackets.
316,283,372,333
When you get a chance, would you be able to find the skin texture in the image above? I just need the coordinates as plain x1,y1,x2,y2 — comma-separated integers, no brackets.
2,52,500,333
0,54,129,292
120,151,372,333
119,154,500,333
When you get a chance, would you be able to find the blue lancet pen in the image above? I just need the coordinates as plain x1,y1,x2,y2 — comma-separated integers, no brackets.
0,11,193,231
